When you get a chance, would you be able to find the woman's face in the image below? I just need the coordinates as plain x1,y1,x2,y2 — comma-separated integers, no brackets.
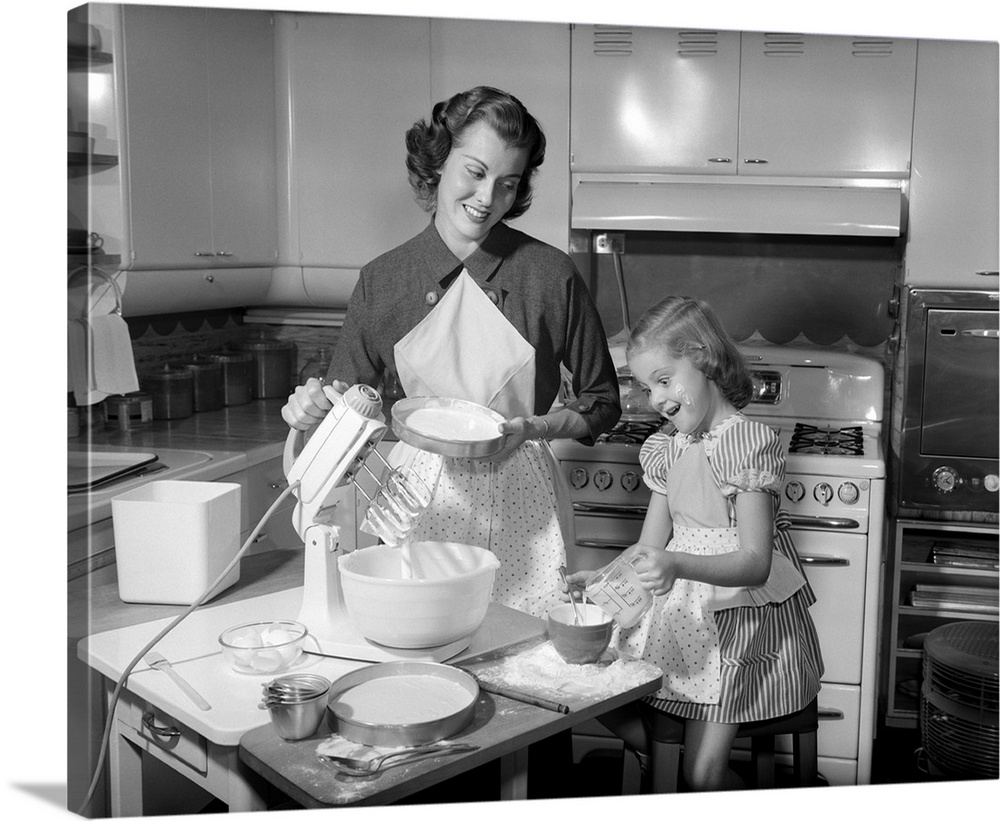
434,120,529,259
629,347,730,438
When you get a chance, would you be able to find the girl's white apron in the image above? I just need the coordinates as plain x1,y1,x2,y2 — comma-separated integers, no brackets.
390,270,572,616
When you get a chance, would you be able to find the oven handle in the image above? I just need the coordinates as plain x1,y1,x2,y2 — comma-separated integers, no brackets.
961,328,999,338
787,514,860,530
573,502,648,517
798,554,850,567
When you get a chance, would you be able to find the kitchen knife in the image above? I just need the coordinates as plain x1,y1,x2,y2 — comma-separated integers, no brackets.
145,651,212,711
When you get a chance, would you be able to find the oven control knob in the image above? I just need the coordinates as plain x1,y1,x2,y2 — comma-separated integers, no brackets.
594,469,613,491
621,471,641,493
985,474,999,493
837,482,860,505
785,481,805,503
813,482,833,505
932,466,958,493
570,468,589,490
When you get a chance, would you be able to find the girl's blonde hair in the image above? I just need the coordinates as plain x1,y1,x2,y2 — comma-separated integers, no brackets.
626,295,754,409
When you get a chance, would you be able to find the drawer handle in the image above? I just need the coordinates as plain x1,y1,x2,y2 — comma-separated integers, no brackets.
798,555,851,567
141,711,181,739
818,708,845,721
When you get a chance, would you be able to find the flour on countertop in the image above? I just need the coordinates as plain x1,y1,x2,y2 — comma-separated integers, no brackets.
482,641,661,700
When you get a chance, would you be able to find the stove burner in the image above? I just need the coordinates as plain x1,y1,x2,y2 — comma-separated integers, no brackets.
600,419,665,445
788,424,865,456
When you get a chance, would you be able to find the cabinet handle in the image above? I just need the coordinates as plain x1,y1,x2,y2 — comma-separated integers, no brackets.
798,554,851,567
193,251,215,257
141,711,181,739
962,329,999,338
204,274,214,283
818,708,845,721
215,251,233,257
974,270,998,276
707,157,733,163
743,158,769,164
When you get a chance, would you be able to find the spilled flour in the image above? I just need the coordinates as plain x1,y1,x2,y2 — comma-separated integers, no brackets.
482,641,661,700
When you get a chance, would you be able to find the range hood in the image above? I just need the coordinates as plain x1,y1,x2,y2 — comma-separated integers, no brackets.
571,174,907,237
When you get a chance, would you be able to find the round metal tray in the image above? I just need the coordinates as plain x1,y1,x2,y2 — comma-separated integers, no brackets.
326,661,479,747
391,396,506,458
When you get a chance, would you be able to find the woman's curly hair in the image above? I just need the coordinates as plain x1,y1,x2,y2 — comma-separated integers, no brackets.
405,86,546,221
626,295,754,409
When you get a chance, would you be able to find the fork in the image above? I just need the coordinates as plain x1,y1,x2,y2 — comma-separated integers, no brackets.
318,742,479,776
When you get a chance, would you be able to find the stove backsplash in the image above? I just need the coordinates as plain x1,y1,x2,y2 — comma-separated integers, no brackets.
573,230,904,361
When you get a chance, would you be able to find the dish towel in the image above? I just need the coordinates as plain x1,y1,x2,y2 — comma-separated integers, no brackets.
69,313,140,406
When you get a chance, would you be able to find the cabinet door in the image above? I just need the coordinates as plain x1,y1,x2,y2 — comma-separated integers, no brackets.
285,14,431,269
571,25,740,175
122,4,214,267
431,19,572,251
205,9,277,266
738,32,916,177
905,39,1000,286
121,5,276,269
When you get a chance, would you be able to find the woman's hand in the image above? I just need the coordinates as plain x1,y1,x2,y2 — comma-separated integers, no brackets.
281,378,350,431
631,543,677,597
484,416,539,462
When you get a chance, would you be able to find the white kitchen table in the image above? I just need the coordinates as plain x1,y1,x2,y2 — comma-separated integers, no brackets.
79,588,551,814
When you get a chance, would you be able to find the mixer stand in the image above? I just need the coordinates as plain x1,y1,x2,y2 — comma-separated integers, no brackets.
296,521,471,663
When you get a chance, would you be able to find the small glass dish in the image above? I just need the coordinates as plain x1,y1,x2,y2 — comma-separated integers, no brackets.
219,620,308,674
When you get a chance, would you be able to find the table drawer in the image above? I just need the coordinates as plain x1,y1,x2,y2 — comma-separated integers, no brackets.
119,695,208,774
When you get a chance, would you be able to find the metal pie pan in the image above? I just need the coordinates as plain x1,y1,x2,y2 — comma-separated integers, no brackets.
392,396,506,458
326,661,479,747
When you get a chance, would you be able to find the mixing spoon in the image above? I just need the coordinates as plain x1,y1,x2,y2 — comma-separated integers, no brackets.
558,566,582,625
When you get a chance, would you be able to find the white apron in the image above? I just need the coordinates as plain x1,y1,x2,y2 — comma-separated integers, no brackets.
390,270,571,617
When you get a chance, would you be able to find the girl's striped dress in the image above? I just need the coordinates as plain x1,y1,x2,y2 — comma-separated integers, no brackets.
612,413,824,723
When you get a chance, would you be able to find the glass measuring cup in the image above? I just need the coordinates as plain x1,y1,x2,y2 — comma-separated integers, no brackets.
585,552,653,628
358,466,432,546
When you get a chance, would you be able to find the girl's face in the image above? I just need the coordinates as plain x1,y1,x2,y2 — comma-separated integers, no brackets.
434,120,529,260
629,346,733,437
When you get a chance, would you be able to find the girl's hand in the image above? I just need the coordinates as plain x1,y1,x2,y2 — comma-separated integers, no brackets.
631,543,678,597
562,569,596,601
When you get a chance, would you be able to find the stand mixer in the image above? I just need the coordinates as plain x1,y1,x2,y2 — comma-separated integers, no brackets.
282,384,471,662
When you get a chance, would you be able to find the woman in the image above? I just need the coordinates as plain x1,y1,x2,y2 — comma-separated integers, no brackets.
283,86,620,617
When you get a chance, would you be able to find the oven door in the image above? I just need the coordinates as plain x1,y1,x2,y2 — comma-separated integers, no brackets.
567,510,644,573
792,529,869,686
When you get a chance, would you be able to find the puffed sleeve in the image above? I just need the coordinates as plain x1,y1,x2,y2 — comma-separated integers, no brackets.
639,431,679,494
714,418,785,498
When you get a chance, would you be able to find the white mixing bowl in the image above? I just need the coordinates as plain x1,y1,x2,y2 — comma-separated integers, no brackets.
338,541,500,648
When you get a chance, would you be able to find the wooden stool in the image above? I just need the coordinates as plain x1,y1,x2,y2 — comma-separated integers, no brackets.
622,699,819,793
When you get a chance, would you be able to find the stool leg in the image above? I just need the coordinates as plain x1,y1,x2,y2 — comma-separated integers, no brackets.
751,736,776,789
648,740,682,793
793,731,818,787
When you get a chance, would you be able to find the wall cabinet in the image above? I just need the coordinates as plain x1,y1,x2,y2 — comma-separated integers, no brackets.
120,5,277,269
904,39,1000,287
571,27,916,179
881,519,998,728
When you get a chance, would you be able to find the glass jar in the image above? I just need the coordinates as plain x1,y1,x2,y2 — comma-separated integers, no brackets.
298,346,333,385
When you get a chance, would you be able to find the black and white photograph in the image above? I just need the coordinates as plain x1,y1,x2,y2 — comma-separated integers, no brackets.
8,0,1000,819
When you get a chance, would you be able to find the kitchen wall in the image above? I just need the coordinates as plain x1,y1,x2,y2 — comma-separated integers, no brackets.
575,230,904,361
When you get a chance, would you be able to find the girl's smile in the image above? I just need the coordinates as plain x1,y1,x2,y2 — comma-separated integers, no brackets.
628,348,735,437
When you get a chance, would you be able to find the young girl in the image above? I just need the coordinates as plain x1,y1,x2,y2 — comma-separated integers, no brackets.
567,295,824,791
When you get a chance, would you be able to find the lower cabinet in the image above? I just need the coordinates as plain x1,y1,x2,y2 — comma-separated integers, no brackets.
229,455,301,555
882,519,999,727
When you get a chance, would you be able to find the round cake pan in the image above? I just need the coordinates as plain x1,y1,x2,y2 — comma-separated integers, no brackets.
326,661,479,747
391,396,506,458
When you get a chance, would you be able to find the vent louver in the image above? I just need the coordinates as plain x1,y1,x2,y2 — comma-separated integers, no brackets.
591,26,632,56
760,32,901,58
678,30,722,58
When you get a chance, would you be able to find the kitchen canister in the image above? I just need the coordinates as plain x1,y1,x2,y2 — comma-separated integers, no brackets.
103,391,154,431
141,364,194,420
237,333,297,399
209,351,254,406
183,355,224,413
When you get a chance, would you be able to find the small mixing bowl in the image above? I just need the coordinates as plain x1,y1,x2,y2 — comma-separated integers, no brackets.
219,620,308,674
547,603,614,664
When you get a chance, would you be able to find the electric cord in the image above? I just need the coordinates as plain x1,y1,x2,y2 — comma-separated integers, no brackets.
77,481,300,816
